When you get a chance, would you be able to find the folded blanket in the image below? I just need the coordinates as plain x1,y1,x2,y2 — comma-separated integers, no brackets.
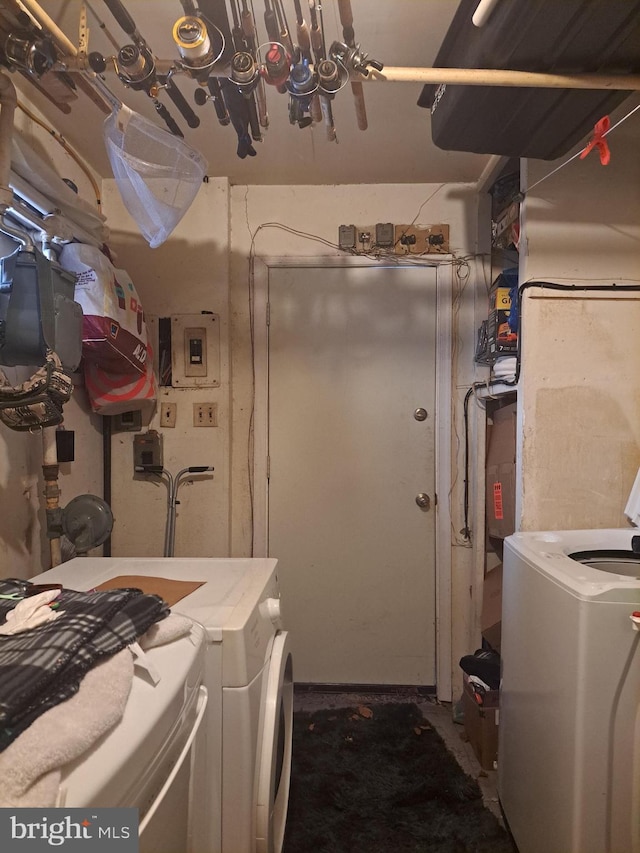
0,613,193,808
0,579,169,751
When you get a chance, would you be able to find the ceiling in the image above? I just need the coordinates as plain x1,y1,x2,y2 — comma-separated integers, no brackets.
8,0,492,185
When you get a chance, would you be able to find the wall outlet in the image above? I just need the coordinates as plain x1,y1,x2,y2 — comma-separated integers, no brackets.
193,403,218,427
160,402,177,428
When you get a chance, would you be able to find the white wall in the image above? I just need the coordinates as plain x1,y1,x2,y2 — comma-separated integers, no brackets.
101,177,231,557
0,96,105,579
518,113,640,531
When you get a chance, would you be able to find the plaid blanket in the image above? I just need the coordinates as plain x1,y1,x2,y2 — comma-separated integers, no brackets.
0,578,169,751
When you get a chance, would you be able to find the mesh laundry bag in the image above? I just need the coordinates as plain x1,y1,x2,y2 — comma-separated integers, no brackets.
104,106,207,249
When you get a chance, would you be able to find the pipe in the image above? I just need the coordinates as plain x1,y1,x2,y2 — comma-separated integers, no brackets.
472,0,501,28
0,74,17,212
7,173,104,247
20,0,79,58
367,67,640,91
42,427,62,568
102,415,111,556
166,466,214,557
475,154,507,194
0,214,32,250
61,51,640,91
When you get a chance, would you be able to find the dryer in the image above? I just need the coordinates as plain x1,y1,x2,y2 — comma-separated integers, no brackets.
499,529,640,853
39,557,293,853
61,621,207,853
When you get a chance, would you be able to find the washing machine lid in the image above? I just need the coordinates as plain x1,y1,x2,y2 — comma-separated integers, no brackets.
59,621,205,809
39,557,278,641
505,530,640,602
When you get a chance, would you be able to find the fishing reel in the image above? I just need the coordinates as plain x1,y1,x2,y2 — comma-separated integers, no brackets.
172,14,224,83
88,43,156,93
329,41,384,77
260,42,291,91
116,43,156,89
230,51,260,96
287,57,317,129
4,32,57,77
317,58,347,97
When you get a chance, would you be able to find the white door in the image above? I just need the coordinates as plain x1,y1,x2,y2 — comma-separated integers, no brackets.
267,264,437,685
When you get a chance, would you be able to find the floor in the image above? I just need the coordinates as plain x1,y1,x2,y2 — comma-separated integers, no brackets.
293,687,503,824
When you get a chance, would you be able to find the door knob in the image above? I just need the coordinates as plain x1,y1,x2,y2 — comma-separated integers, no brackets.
414,407,428,421
415,493,431,510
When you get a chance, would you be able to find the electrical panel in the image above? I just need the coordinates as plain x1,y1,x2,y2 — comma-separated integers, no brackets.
338,223,450,255
170,313,220,388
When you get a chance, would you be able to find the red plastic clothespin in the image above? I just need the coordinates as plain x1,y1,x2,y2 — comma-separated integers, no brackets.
580,116,611,165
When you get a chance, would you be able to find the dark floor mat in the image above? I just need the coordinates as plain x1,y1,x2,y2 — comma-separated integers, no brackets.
283,702,518,853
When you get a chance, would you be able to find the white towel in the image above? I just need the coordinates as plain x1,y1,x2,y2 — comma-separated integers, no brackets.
0,589,62,635
139,613,193,649
0,648,134,807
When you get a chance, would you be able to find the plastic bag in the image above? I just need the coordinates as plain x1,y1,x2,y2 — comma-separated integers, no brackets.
84,345,157,417
103,106,207,249
59,243,148,375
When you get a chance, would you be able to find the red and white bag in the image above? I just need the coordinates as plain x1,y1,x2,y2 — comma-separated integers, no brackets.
84,348,157,416
59,243,148,375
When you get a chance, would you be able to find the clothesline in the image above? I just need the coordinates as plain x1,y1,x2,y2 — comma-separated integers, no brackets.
525,100,640,193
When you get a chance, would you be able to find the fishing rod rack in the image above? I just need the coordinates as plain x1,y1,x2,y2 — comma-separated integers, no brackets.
2,0,384,153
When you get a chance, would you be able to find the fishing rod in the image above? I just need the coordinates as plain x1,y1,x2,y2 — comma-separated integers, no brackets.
263,0,279,42
222,0,262,151
308,0,335,141
337,0,367,130
241,0,268,129
97,0,200,133
272,0,294,58
171,7,229,127
292,0,311,63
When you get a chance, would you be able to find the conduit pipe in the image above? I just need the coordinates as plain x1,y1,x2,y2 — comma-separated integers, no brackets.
42,427,62,568
472,0,502,28
5,182,101,247
0,73,17,213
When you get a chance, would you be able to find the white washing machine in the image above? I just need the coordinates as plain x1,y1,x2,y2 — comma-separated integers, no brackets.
499,528,640,853
60,621,207,853
39,557,293,853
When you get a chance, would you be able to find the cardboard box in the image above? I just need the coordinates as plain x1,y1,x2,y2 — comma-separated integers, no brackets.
481,564,503,653
485,402,517,539
462,674,499,771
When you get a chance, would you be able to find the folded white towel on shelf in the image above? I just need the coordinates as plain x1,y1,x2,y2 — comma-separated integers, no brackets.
492,356,517,382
